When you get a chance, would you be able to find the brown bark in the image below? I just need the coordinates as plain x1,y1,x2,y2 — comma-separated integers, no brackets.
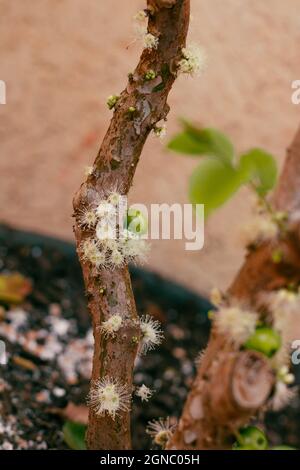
73,0,190,450
167,125,300,450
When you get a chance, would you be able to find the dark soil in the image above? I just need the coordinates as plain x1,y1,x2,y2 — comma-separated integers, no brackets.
0,224,299,450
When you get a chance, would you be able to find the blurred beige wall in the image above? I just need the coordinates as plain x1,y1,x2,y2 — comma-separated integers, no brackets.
0,0,299,295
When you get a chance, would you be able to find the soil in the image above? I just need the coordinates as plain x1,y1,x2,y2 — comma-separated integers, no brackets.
0,224,299,450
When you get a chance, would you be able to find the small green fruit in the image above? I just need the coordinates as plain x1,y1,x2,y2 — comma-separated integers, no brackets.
272,445,297,450
233,445,260,450
233,426,268,450
244,326,281,358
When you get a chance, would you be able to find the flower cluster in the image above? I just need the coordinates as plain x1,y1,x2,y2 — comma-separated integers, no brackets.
77,191,150,269
143,33,159,50
214,306,258,346
178,44,207,76
88,377,130,419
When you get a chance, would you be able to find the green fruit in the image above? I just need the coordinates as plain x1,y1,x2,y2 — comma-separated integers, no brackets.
234,426,268,450
272,445,297,450
126,207,148,235
244,327,281,358
233,445,260,450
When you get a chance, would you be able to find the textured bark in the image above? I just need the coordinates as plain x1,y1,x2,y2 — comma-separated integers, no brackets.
73,0,190,450
167,125,300,450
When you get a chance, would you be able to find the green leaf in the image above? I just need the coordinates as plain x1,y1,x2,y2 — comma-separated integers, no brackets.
168,131,207,155
189,158,243,217
183,123,235,163
63,421,86,450
238,148,277,196
168,123,235,164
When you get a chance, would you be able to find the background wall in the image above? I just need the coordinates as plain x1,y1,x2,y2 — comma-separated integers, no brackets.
0,0,299,295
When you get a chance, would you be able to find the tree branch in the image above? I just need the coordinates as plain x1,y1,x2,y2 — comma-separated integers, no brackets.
73,0,190,450
167,123,300,450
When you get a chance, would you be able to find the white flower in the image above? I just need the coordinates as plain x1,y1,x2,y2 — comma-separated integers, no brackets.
78,207,98,229
101,238,119,252
135,384,153,402
96,220,116,242
80,239,96,259
140,315,163,354
100,315,123,338
107,191,122,206
178,44,207,76
84,166,94,177
271,342,290,370
214,307,258,345
143,33,159,50
88,377,131,419
210,287,223,307
146,417,176,448
110,249,124,267
80,239,106,268
120,229,139,241
88,250,106,268
96,201,116,220
277,365,295,385
270,381,297,411
241,216,278,246
267,289,300,333
153,125,167,139
133,10,148,38
122,238,150,265
133,10,147,22
194,349,206,367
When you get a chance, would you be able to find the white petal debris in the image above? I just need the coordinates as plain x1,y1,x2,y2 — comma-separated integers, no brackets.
135,384,153,402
